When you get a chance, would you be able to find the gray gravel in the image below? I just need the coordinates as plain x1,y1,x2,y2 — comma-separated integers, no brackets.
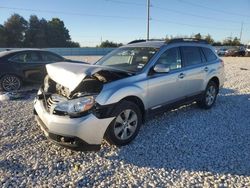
1,57,250,187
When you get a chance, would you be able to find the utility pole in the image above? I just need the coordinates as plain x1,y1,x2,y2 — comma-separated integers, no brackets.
147,0,150,41
239,22,243,42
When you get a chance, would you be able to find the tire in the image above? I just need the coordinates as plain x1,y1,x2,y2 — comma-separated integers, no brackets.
197,81,218,109
105,100,142,146
0,74,22,92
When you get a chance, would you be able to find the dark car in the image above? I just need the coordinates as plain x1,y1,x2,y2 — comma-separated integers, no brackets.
0,49,85,91
224,47,246,57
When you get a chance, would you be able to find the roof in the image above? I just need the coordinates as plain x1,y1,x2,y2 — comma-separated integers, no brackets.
1,48,48,53
0,49,52,58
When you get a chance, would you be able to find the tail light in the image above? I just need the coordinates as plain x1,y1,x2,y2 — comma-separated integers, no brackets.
220,59,224,67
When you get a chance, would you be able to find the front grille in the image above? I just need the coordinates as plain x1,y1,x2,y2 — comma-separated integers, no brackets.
47,96,59,110
42,94,67,114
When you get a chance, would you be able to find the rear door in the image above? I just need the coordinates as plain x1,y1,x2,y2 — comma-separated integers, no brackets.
180,46,207,96
10,51,45,82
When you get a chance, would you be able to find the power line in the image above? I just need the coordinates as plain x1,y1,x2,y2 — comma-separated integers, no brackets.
105,0,145,7
153,5,250,25
103,0,250,25
153,18,239,31
0,5,244,33
178,0,250,18
0,6,144,20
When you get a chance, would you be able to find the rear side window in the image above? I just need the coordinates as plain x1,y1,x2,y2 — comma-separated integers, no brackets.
11,52,41,63
41,52,63,62
181,46,202,66
202,47,217,62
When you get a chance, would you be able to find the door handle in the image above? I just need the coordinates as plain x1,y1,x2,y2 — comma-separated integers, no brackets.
178,73,185,79
204,67,209,72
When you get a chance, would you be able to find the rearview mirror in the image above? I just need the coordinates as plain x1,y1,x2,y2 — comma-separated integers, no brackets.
153,64,170,73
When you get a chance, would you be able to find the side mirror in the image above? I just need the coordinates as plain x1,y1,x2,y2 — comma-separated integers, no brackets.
153,64,170,73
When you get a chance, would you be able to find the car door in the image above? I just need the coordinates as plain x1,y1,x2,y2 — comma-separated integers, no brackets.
10,51,45,82
147,47,187,109
179,46,207,97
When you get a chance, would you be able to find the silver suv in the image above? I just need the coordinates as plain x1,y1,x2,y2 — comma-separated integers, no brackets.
34,39,225,151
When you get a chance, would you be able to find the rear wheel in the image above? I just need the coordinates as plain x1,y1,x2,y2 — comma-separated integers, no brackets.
0,74,22,91
197,81,218,109
105,101,142,146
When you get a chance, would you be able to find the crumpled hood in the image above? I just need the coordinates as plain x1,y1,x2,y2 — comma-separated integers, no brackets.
46,62,130,92
46,62,101,91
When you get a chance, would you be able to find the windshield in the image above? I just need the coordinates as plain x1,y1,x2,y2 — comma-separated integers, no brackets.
96,47,159,73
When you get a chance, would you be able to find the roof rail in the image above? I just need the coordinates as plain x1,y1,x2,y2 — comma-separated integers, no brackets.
128,39,165,44
128,40,146,44
167,38,208,44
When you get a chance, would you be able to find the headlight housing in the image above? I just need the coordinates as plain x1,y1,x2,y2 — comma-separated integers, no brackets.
55,96,95,116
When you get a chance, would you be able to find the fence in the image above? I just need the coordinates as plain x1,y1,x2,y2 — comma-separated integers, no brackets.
0,47,115,56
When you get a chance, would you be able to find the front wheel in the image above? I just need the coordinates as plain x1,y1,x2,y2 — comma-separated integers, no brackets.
0,74,22,91
197,81,218,109
105,101,142,146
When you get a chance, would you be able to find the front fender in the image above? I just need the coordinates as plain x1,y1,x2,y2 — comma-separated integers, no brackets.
96,84,147,107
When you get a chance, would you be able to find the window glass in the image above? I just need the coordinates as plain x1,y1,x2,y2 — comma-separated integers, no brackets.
96,47,158,73
181,46,202,66
156,47,181,70
41,52,63,62
11,52,40,63
202,47,217,62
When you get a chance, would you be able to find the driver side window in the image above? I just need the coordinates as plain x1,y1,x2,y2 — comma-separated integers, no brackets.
156,47,181,70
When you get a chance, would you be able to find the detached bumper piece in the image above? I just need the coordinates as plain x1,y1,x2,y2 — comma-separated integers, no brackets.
35,114,101,151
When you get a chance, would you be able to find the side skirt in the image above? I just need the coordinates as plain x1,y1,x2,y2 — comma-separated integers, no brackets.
145,92,204,119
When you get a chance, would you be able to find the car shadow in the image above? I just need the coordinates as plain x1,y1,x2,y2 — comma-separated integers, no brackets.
0,159,27,175
105,88,250,176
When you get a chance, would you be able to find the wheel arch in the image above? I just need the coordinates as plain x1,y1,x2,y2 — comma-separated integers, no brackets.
0,73,23,81
120,95,146,121
208,76,220,89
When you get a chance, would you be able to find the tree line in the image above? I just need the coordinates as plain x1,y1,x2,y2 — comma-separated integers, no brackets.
0,14,80,48
100,33,242,48
166,33,242,46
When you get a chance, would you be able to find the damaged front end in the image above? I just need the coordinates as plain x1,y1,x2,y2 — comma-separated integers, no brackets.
38,62,131,118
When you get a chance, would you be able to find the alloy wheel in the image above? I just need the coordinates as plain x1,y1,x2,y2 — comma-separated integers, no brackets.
114,109,138,140
2,75,21,91
205,85,216,106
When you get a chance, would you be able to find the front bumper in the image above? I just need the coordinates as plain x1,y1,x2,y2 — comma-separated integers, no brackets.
34,98,114,151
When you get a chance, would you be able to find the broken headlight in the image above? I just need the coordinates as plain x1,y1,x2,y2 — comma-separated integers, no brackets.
55,96,95,116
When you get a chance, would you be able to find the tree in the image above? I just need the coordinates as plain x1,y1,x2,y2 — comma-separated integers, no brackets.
223,37,241,46
0,25,7,47
194,33,202,40
24,15,49,48
204,34,214,44
232,37,241,46
98,40,123,48
47,18,71,47
213,41,222,46
4,14,28,47
66,41,80,47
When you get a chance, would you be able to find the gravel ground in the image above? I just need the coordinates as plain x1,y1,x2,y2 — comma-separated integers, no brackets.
0,57,250,187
